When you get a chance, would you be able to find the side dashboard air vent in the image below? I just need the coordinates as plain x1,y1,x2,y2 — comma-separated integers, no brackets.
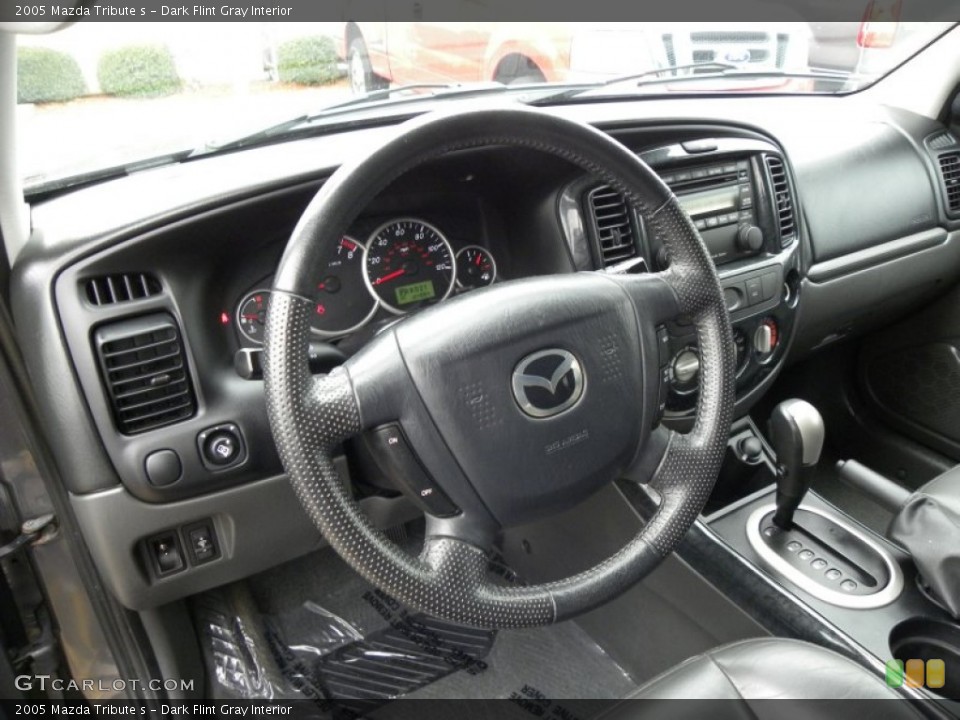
929,132,956,151
93,314,196,435
764,156,796,246
938,151,960,216
85,273,162,306
588,185,637,265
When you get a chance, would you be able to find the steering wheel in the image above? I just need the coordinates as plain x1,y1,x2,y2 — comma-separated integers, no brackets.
263,106,735,629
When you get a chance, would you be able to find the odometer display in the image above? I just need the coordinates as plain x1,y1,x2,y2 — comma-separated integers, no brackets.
364,219,455,314
396,280,437,306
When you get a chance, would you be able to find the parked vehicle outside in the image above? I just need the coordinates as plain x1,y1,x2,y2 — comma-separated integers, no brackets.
337,21,812,94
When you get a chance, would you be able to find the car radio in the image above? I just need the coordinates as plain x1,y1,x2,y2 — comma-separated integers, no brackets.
659,159,762,266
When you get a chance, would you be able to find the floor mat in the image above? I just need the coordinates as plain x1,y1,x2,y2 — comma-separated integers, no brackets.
193,545,637,717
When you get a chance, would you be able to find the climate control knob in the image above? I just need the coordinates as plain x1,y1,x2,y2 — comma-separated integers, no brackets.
737,224,764,252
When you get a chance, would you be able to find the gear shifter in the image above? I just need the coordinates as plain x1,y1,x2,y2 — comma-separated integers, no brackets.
769,399,825,529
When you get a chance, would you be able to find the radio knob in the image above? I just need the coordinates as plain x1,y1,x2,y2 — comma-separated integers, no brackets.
737,224,764,252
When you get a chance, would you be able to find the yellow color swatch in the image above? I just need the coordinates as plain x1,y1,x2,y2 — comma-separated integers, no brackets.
926,659,945,689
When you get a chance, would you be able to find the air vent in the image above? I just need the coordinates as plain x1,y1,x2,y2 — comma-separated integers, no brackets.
588,185,637,265
94,315,196,435
764,156,796,246
929,132,957,151
85,273,161,306
938,151,960,215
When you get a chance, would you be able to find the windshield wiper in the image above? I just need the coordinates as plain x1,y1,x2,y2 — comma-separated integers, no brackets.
531,65,850,105
192,82,508,158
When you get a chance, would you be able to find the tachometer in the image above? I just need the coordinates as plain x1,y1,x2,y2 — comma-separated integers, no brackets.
312,236,378,338
364,219,455,314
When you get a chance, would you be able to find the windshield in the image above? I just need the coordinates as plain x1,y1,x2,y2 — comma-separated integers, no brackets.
16,20,954,192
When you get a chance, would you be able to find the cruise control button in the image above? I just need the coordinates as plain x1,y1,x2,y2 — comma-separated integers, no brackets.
825,569,842,581
841,580,858,592
369,424,460,517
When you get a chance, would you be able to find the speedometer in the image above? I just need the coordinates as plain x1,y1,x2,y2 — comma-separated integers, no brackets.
364,219,455,314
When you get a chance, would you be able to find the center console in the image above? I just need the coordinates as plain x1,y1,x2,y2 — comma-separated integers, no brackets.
696,402,960,705
564,135,804,425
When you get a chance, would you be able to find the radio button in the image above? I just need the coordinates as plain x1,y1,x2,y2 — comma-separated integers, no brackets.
706,217,719,228
692,169,708,179
695,219,707,230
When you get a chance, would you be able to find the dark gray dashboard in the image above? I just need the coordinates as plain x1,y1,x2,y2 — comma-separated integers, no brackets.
11,94,960,610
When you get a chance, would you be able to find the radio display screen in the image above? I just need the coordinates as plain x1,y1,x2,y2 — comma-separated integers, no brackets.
677,186,739,218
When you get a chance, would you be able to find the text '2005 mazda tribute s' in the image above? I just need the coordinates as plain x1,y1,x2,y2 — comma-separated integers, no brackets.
1,11,960,718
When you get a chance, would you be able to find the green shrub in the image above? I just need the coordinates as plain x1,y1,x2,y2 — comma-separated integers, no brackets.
17,47,86,104
277,36,341,86
97,45,180,98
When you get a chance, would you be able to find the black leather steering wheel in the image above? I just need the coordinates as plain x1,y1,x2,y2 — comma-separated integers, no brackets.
263,106,735,629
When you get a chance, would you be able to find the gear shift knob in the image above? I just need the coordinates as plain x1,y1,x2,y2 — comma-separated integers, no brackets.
769,399,825,529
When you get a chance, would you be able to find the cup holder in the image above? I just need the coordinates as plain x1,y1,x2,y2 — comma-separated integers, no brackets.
889,618,960,699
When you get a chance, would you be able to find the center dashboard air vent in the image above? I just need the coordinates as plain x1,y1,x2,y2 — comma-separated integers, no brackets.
588,185,637,265
937,151,960,216
764,156,796,246
85,272,162,306
93,314,196,435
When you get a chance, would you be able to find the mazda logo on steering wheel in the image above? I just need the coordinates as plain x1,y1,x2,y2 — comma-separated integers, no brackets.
512,349,585,418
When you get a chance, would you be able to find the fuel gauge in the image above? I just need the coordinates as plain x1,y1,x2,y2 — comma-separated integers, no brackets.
455,246,497,290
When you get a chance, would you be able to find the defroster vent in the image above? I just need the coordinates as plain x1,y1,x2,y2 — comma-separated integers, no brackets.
938,151,960,216
764,156,796,246
94,314,196,435
588,185,637,265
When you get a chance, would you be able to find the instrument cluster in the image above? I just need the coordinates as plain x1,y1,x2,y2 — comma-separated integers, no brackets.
234,217,498,345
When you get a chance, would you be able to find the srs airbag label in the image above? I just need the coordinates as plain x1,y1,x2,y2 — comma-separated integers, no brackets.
545,429,589,456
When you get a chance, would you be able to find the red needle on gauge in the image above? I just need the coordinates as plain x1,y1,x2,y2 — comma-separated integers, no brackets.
373,268,406,285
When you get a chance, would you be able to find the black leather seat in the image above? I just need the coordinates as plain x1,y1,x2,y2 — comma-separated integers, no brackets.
601,638,924,718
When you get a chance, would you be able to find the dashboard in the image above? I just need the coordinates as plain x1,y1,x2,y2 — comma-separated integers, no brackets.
12,94,960,610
